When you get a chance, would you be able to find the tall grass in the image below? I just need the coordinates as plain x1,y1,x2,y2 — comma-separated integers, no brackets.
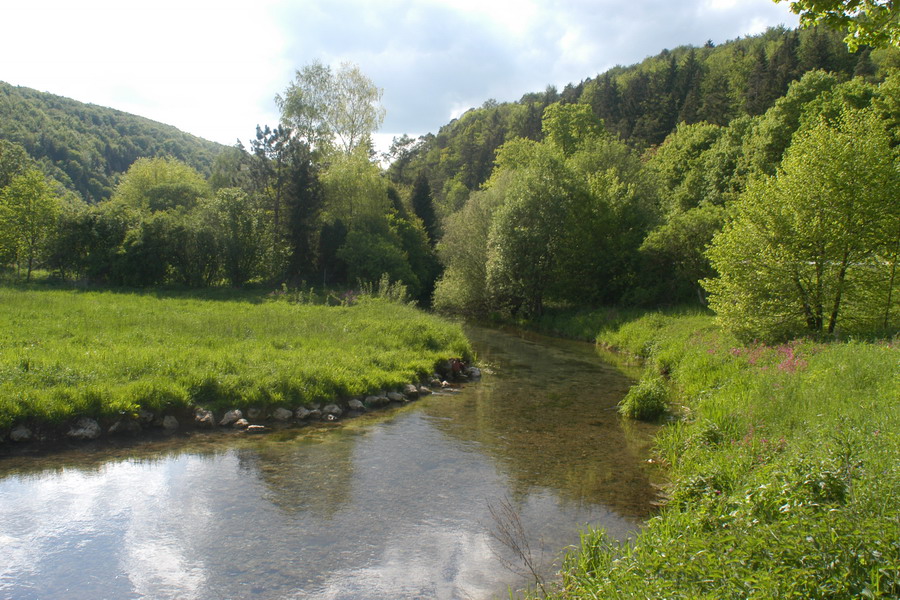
537,309,899,599
0,286,471,430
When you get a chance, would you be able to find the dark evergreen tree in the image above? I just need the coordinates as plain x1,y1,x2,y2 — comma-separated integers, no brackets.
410,171,439,246
770,30,801,97
745,46,776,115
282,141,324,283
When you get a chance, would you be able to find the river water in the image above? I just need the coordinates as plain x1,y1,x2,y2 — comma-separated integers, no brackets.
0,325,658,600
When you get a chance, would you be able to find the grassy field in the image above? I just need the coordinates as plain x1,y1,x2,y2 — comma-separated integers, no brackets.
0,285,471,431
531,309,899,599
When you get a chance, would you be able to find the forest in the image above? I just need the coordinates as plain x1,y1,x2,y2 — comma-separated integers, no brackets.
1,24,898,344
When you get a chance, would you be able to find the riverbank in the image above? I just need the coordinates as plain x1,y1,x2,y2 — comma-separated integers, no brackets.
529,308,899,599
0,285,473,449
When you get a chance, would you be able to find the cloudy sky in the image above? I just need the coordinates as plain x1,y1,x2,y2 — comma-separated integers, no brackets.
1,0,798,150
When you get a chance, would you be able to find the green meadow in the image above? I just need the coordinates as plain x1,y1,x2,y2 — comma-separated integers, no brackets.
0,286,471,431
531,309,899,599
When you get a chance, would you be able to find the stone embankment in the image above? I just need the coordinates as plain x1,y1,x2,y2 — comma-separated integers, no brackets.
3,362,482,448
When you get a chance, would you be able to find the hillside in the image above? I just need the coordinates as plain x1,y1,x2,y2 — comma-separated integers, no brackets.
0,82,227,201
390,25,899,210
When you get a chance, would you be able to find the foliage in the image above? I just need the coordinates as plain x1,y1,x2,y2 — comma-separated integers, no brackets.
705,107,900,342
432,179,507,314
541,102,604,156
0,286,471,430
200,188,266,287
321,145,389,228
109,156,211,213
0,169,61,280
486,142,579,316
777,0,900,49
0,81,225,202
410,171,438,245
617,375,668,420
276,60,385,155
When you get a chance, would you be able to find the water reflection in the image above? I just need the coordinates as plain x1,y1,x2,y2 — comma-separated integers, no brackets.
0,325,658,600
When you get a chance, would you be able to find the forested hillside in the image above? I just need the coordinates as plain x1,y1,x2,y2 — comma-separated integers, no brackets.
390,26,899,212
0,82,226,201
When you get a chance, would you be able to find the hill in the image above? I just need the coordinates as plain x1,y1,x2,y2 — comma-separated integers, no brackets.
390,25,899,211
0,82,227,201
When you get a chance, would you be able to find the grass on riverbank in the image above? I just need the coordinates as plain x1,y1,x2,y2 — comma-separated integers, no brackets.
533,308,899,599
0,285,471,431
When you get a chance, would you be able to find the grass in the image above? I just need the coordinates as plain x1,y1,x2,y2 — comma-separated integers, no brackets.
0,284,472,431
528,308,900,599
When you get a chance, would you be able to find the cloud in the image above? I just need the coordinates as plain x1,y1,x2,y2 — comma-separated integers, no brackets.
273,0,798,139
0,0,798,146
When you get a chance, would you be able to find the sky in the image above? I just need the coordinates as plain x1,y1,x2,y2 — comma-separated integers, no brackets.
0,0,799,152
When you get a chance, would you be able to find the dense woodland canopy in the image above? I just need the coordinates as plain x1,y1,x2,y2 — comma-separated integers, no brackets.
0,24,898,341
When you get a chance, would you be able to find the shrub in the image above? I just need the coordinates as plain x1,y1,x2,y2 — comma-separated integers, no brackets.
618,375,668,420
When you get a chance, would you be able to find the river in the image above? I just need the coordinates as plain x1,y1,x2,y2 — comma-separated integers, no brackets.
0,325,658,599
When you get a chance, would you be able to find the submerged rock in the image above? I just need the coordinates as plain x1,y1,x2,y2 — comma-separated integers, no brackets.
467,367,482,379
219,410,243,427
68,418,101,440
273,407,294,422
365,395,389,408
322,404,343,417
10,425,32,442
194,409,215,428
108,419,142,436
246,425,267,434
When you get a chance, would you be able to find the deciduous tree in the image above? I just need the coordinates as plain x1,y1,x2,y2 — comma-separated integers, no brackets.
776,0,900,49
276,61,385,155
0,169,61,280
705,107,900,341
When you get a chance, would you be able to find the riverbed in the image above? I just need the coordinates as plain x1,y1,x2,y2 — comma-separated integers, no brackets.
0,325,658,599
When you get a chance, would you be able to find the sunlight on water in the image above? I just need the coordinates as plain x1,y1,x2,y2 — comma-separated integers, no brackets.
0,326,658,600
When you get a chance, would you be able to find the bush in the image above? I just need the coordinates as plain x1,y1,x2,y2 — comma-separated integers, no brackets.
618,375,668,420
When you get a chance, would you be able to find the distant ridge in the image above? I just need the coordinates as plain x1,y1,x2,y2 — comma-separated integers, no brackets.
0,81,227,201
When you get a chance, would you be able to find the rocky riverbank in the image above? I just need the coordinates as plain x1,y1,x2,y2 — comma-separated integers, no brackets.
2,361,482,452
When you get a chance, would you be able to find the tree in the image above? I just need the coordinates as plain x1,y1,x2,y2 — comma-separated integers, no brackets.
110,157,211,213
201,188,265,287
776,0,900,49
541,102,604,156
433,173,509,315
410,171,438,245
321,145,388,228
0,169,61,280
486,142,576,316
705,108,900,342
0,140,34,190
276,60,385,155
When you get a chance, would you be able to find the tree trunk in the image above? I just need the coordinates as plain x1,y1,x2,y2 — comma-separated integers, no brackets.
827,250,851,335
